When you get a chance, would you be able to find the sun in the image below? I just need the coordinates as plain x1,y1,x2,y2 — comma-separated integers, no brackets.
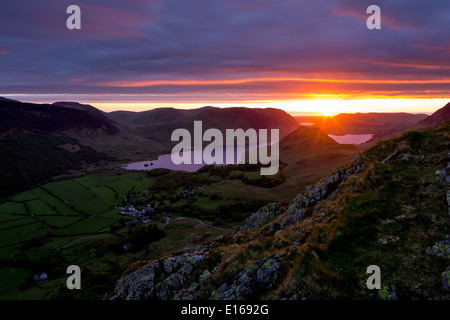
283,99,348,116
320,109,334,116
318,104,337,116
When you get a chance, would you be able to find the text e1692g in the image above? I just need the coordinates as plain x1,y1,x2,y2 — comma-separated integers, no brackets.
225,304,269,315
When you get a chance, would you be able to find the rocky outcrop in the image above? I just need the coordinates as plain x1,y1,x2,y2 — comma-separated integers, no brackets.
426,235,450,259
110,253,205,300
435,152,450,184
382,149,401,164
436,168,450,184
210,253,284,300
257,222,282,237
239,202,282,233
377,286,398,300
286,165,363,214
280,210,305,230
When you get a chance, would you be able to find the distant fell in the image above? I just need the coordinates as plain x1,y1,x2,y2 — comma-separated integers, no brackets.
294,112,428,135
416,102,450,129
109,106,300,143
0,99,119,135
294,112,429,150
108,107,215,125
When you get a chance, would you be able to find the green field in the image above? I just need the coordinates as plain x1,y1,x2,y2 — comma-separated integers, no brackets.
26,199,59,216
90,186,119,206
0,218,36,231
71,197,111,215
29,188,78,215
0,268,31,293
0,167,273,298
53,217,118,236
72,176,100,189
0,202,28,215
107,180,137,195
98,208,124,219
35,216,82,228
0,223,47,247
10,191,37,202
0,213,25,223
0,172,155,261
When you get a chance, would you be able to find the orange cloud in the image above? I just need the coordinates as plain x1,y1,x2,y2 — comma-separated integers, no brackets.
100,76,450,88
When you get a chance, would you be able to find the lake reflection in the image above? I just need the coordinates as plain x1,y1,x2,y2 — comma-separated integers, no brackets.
124,143,261,172
328,134,374,145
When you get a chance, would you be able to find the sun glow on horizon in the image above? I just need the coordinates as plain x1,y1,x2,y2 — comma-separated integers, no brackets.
68,98,450,115
3,94,447,115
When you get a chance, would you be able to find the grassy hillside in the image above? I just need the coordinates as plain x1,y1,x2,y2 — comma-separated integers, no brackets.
0,133,113,197
109,121,450,300
278,126,359,186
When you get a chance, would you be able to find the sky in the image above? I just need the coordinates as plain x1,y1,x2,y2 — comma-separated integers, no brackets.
0,0,449,115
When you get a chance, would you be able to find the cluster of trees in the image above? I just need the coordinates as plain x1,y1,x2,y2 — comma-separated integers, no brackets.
242,175,286,188
108,224,165,253
198,163,262,178
152,171,219,193
164,199,269,223
7,252,70,286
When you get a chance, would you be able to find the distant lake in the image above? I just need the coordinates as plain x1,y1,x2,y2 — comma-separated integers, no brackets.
328,134,374,145
124,153,203,172
124,142,263,172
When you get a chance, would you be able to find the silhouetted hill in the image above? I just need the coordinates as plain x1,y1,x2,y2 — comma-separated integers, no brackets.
277,126,359,187
108,107,215,125
294,112,429,150
109,106,299,144
0,132,113,197
0,99,119,135
294,112,427,135
0,99,120,197
416,102,450,129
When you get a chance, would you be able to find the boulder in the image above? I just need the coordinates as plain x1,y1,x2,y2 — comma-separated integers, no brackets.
280,210,305,230
435,168,450,184
400,153,412,162
110,253,205,300
239,202,282,233
258,222,282,237
377,286,398,300
426,235,450,259
382,149,400,164
287,165,363,214
210,253,284,300
198,270,211,283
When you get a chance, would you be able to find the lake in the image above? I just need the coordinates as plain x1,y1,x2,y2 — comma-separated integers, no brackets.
328,134,374,145
123,143,262,172
123,134,373,173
